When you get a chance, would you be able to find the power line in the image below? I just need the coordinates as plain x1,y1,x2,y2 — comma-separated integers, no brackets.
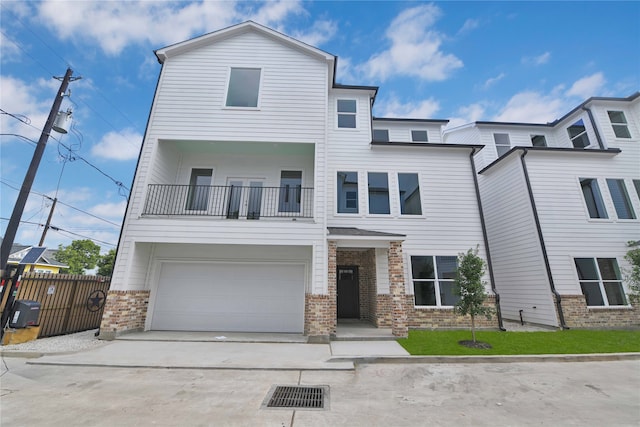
0,217,117,247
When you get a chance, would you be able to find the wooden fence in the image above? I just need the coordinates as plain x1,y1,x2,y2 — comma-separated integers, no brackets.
0,273,111,338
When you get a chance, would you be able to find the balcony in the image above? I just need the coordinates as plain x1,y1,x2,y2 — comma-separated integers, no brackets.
143,184,314,219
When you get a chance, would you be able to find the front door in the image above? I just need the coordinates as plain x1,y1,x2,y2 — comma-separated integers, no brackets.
337,266,359,318
226,178,264,219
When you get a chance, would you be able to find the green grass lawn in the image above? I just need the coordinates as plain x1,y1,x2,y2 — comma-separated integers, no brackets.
397,329,640,355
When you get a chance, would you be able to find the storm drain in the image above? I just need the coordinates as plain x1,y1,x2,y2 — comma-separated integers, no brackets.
263,385,329,410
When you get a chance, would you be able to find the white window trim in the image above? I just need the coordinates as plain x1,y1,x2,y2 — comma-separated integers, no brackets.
410,254,459,308
573,256,629,308
577,177,611,222
411,130,429,143
567,118,596,149
222,66,264,110
336,98,358,130
605,177,638,221
530,134,547,147
335,170,362,216
607,110,632,139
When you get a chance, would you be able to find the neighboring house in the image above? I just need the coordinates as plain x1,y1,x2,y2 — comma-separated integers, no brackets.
6,244,68,274
100,21,638,340
100,21,497,340
445,93,640,328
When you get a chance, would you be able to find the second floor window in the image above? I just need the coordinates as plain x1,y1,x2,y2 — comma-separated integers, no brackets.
494,133,511,156
398,173,422,215
368,172,390,214
580,178,608,219
568,119,591,148
372,129,389,142
337,171,358,213
337,99,357,128
607,111,631,139
606,179,636,219
226,68,261,107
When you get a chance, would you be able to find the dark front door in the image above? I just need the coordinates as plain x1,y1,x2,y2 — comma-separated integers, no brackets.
337,266,359,318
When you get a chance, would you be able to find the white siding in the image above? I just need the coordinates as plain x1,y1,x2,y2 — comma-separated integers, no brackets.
372,121,445,144
478,157,558,326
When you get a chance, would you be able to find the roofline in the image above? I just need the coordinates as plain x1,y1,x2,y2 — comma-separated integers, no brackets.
373,117,449,124
551,91,640,125
155,20,336,64
474,121,551,128
371,141,484,151
478,146,622,174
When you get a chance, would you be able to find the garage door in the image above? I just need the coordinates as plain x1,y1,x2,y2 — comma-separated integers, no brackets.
151,262,305,333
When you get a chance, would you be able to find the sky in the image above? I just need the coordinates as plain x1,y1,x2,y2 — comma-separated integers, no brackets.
1,0,639,254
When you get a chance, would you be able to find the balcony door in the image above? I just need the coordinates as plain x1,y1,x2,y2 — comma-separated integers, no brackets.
226,178,264,219
186,169,213,211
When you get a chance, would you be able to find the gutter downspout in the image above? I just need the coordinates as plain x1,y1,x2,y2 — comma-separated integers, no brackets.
583,107,604,149
470,148,505,331
520,149,568,329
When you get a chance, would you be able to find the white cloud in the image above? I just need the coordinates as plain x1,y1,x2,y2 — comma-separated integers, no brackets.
493,91,566,123
482,73,506,89
376,96,440,119
91,128,142,161
89,201,127,219
457,18,480,35
34,0,307,55
335,56,357,84
360,4,463,82
291,19,338,47
566,72,606,99
522,52,551,66
0,31,21,63
447,103,487,129
0,76,52,142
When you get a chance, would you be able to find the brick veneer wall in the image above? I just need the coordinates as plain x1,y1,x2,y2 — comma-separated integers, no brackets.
304,241,338,339
99,290,150,340
388,241,408,337
560,294,640,328
406,295,499,329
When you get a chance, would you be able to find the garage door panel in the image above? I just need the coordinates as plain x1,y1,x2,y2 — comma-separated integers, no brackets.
151,262,305,332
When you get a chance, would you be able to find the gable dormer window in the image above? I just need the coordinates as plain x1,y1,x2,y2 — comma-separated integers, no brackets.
568,119,591,148
337,99,357,128
607,111,631,139
226,68,261,107
372,129,389,142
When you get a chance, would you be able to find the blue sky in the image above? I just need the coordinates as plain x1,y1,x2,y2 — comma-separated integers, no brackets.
1,1,639,253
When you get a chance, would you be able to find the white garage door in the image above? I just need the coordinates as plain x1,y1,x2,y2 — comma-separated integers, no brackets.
151,262,305,333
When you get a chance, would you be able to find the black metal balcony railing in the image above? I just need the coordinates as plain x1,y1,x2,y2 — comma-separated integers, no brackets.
143,184,314,219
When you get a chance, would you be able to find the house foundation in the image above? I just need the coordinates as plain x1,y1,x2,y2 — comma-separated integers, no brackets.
559,294,640,328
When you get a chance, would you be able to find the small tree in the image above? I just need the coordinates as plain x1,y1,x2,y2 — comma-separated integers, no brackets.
55,239,101,274
454,247,493,343
97,248,116,277
624,241,640,298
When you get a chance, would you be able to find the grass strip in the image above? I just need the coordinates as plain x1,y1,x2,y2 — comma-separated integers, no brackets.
397,329,640,356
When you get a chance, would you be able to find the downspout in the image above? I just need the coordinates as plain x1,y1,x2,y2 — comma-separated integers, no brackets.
583,107,604,149
520,149,568,329
469,148,505,331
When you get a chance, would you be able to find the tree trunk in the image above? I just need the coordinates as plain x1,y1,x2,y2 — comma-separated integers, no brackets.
471,314,476,343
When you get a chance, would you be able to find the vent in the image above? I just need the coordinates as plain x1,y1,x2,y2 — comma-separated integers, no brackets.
263,385,328,410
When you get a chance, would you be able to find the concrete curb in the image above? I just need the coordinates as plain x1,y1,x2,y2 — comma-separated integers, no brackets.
23,361,356,371
330,352,640,364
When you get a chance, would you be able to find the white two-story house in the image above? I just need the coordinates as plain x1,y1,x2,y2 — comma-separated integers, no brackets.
100,21,499,340
445,93,640,328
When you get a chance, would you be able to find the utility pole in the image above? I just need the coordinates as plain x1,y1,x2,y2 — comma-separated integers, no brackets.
38,197,57,246
0,68,77,273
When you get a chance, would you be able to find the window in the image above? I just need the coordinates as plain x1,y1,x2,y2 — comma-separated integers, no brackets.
574,258,627,306
225,68,261,107
368,172,390,214
568,119,591,148
531,134,547,147
337,99,356,128
279,171,302,213
411,256,459,306
372,129,389,142
398,173,422,215
186,169,212,210
608,111,631,139
606,179,636,219
633,180,640,200
411,130,428,142
580,178,607,219
337,171,358,213
494,133,511,156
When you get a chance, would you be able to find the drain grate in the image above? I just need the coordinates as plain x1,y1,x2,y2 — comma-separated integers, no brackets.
265,385,327,409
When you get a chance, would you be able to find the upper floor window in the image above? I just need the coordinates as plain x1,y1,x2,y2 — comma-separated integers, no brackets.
494,133,511,156
411,130,428,142
580,178,607,219
531,134,547,147
279,171,302,213
186,168,212,211
606,179,636,219
368,172,390,214
398,173,422,215
226,68,261,107
337,171,358,213
372,129,389,142
337,99,357,128
607,111,631,139
568,119,591,148
634,180,640,200
411,255,459,306
574,258,627,306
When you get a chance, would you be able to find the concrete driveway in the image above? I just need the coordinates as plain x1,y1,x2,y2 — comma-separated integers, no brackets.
2,355,639,426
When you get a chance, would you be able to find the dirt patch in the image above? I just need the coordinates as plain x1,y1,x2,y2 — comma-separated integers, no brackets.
458,340,492,349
